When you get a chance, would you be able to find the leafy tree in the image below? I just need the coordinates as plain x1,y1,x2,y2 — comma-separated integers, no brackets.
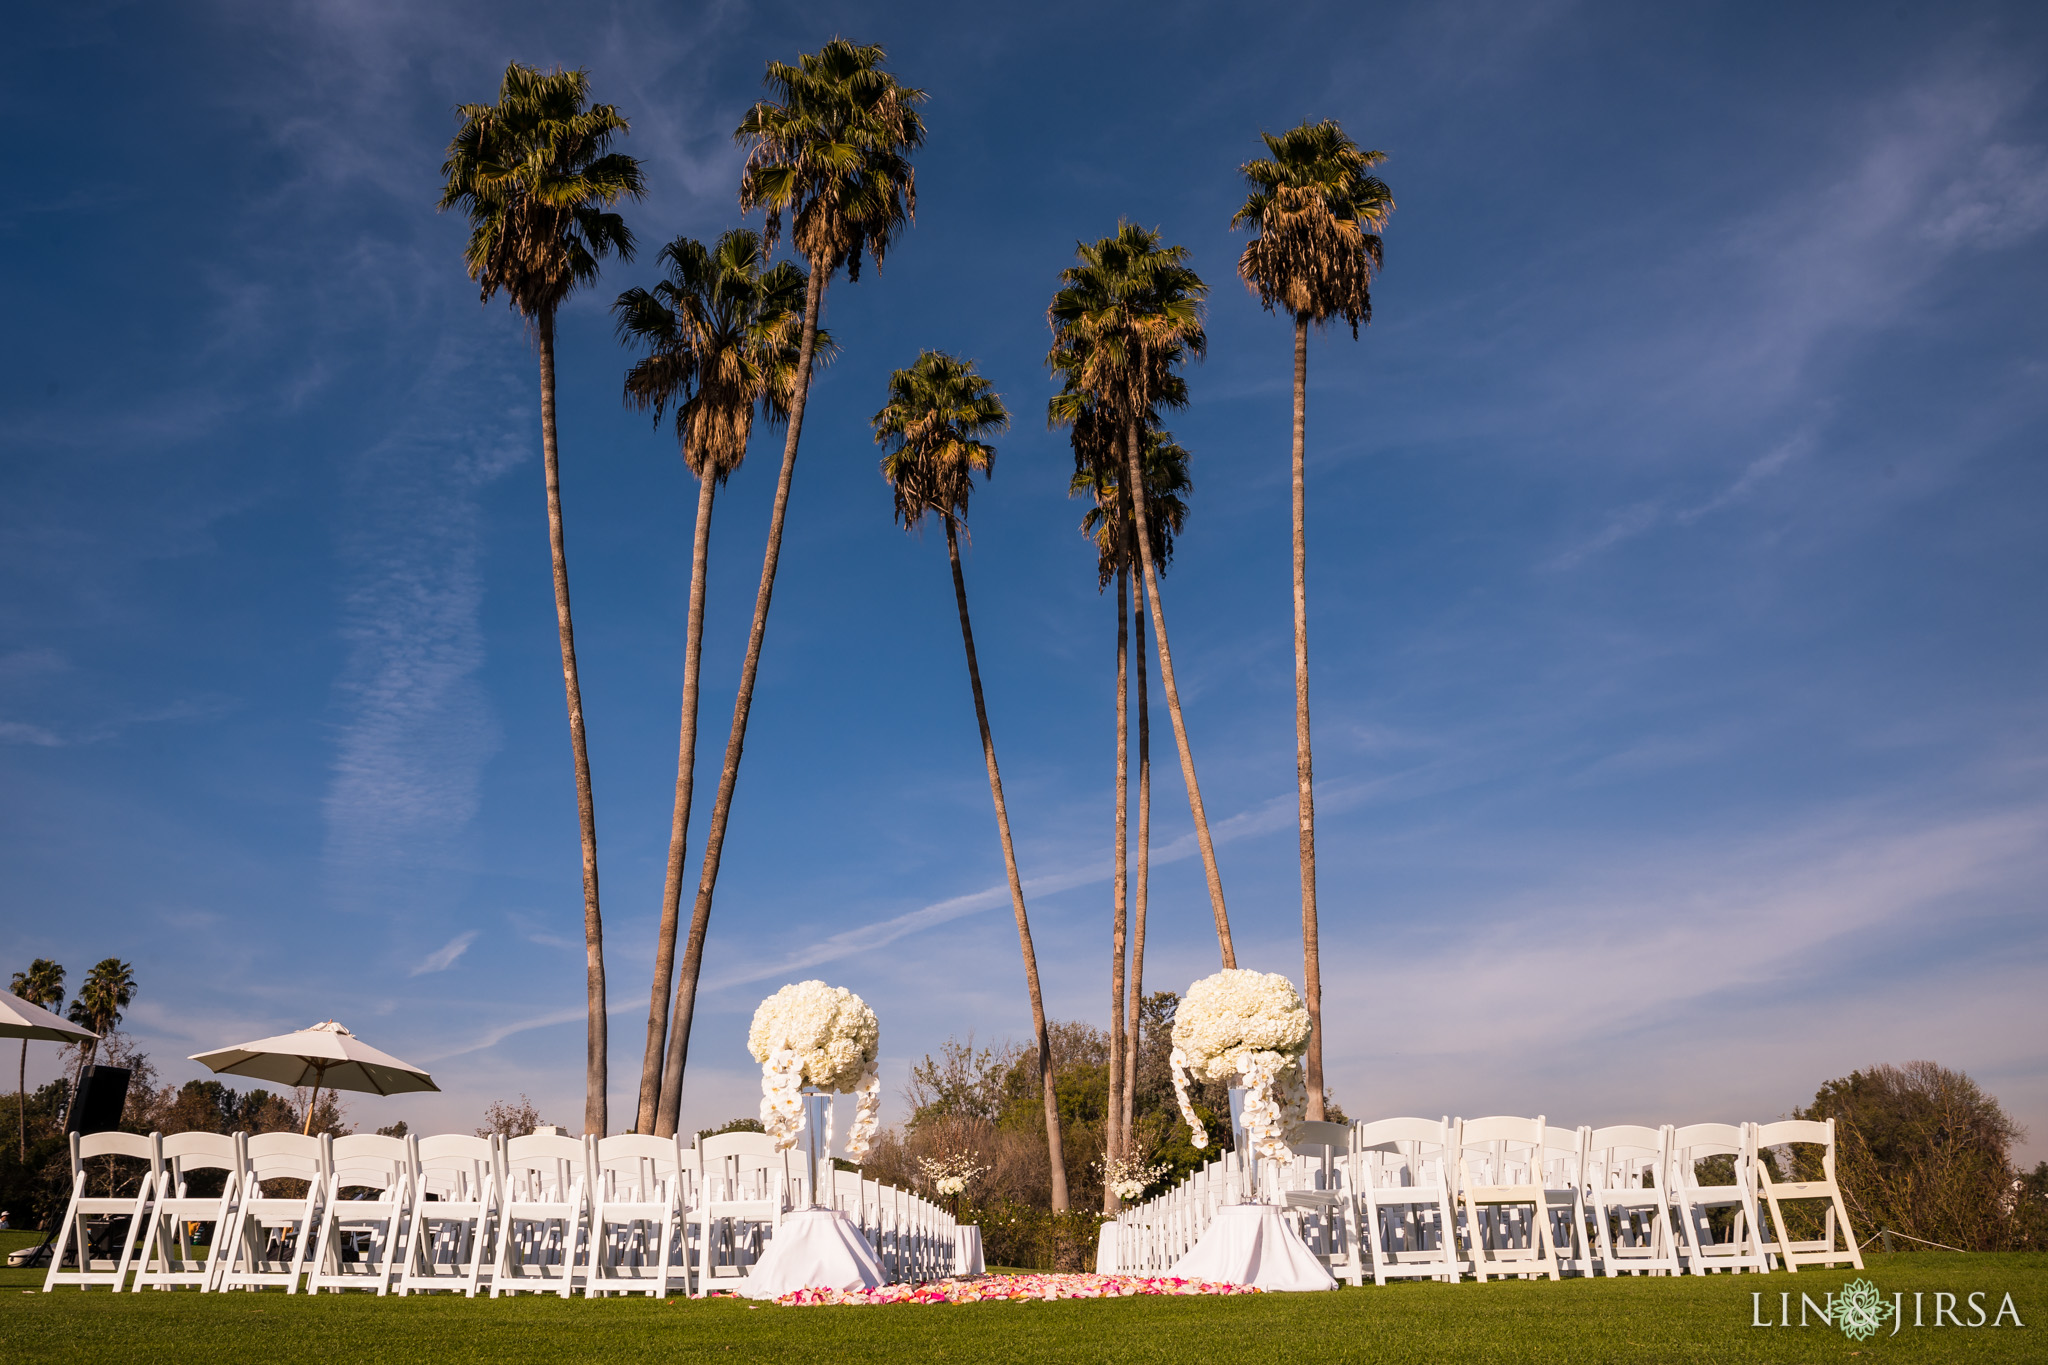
1233,119,1392,1120
10,958,63,1159
613,229,819,1133
874,349,1070,1210
1795,1061,2028,1250
65,958,134,1099
1049,225,1235,967
654,39,925,1138
439,62,644,1137
476,1095,546,1140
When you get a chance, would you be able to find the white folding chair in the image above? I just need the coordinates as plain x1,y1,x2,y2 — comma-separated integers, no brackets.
1354,1117,1464,1285
1584,1124,1681,1276
132,1131,240,1292
492,1132,591,1297
1542,1124,1594,1276
399,1133,499,1296
43,1131,159,1292
694,1130,790,1283
1754,1118,1863,1272
1456,1115,1562,1281
306,1133,414,1294
216,1132,327,1292
1667,1122,1772,1274
590,1133,688,1298
1276,1119,1360,1285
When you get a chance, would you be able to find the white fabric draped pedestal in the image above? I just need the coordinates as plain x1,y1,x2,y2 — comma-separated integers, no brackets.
1168,1203,1337,1291
735,1208,887,1300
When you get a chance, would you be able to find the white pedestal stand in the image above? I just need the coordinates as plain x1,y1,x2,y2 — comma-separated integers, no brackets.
1165,1083,1335,1291
736,1090,887,1300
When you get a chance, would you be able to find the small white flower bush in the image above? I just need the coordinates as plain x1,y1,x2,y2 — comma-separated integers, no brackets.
749,981,882,1159
916,1151,988,1200
1169,968,1311,1163
1098,1152,1173,1203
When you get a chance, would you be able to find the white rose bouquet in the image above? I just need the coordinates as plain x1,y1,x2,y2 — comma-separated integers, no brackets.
748,981,882,1160
1169,968,1312,1163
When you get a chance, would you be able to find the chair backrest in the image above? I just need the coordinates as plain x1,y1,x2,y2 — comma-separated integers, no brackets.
1753,1118,1836,1180
503,1132,588,1199
1669,1122,1748,1190
413,1133,497,1200
698,1130,787,1201
327,1133,413,1194
160,1130,239,1183
1543,1125,1586,1186
74,1129,158,1167
242,1131,326,1188
1586,1125,1666,1190
70,1130,160,1200
593,1133,680,1200
1457,1114,1546,1187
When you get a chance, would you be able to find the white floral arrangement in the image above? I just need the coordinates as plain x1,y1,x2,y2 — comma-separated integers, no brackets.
916,1151,988,1199
748,981,882,1160
1099,1152,1173,1203
1169,968,1312,1164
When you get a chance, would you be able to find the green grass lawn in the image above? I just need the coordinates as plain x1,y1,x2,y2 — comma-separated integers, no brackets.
1,1231,2039,1363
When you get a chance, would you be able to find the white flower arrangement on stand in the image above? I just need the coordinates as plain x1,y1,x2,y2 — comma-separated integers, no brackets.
747,981,882,1163
1168,968,1312,1182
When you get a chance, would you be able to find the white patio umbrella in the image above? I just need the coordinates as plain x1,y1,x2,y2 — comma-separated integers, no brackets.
190,1020,439,1134
0,993,98,1043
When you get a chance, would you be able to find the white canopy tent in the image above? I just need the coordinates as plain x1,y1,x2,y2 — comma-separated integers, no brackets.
190,1020,439,1134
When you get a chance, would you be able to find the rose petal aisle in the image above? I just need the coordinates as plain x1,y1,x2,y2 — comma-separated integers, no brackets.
773,1273,1261,1306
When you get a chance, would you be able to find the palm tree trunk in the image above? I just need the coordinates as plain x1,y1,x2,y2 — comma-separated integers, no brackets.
654,264,827,1137
1104,563,1129,1212
537,307,608,1140
1122,417,1235,967
1122,564,1149,1142
1291,314,1324,1121
636,468,718,1132
946,516,1068,1211
18,1040,27,1160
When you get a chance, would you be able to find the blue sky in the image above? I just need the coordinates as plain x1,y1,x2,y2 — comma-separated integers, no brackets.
4,0,2045,1158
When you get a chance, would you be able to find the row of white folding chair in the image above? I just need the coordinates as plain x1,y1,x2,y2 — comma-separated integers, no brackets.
1121,1113,1860,1287
1351,1117,1852,1282
45,1130,326,1294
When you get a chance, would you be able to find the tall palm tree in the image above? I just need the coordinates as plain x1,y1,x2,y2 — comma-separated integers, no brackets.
1071,425,1189,1176
1048,225,1235,966
1233,120,1391,1120
654,41,926,1138
440,63,643,1138
872,350,1071,1210
66,958,134,1099
11,958,63,1159
613,230,819,1134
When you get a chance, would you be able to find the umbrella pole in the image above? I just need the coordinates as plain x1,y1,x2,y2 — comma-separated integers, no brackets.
303,1064,325,1136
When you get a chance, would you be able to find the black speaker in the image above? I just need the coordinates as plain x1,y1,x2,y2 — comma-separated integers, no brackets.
68,1065,130,1136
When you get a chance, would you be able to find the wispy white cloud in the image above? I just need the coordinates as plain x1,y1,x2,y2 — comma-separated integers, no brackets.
1551,431,1813,568
319,337,526,914
0,720,65,747
412,930,480,976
